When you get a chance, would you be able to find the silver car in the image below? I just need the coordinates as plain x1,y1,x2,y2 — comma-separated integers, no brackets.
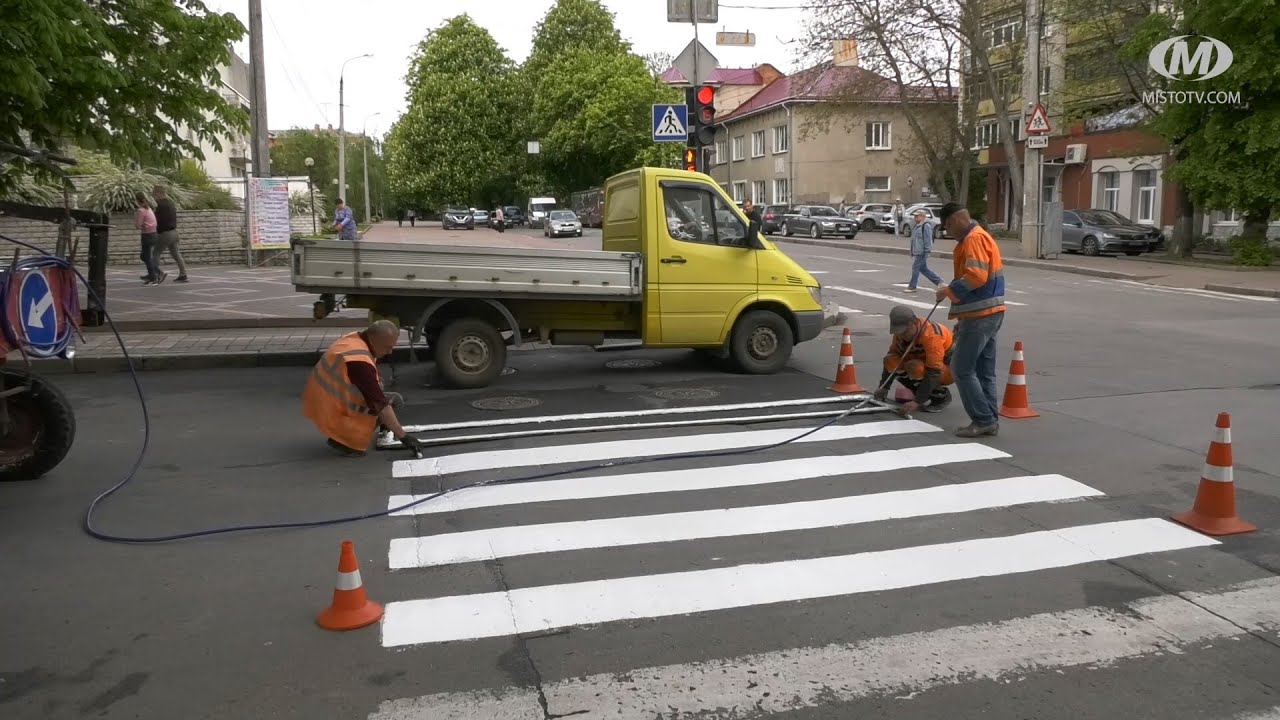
1062,209,1164,256
544,209,583,238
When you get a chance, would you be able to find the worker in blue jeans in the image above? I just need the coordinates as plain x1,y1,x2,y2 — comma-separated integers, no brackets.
905,208,942,292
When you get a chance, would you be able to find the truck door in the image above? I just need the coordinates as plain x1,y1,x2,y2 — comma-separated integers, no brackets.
655,181,758,345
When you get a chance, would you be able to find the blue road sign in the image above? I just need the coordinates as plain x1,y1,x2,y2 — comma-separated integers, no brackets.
19,270,58,349
652,104,689,142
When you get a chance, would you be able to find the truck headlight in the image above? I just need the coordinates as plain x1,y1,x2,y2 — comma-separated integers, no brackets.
808,285,823,306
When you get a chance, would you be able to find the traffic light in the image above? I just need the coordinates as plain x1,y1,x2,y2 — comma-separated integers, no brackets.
682,147,697,172
690,84,717,147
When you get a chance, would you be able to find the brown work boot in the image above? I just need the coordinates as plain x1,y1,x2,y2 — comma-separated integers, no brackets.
955,424,998,438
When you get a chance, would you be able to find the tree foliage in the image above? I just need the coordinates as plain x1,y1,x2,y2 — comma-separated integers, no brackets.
1129,0,1279,256
271,128,385,221
384,16,518,211
0,0,248,191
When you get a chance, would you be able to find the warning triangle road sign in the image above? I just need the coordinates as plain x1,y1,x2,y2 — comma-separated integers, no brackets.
1025,103,1051,134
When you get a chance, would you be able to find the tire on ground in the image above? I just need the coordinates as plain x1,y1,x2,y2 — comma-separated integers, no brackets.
0,369,76,482
432,317,507,389
728,309,795,375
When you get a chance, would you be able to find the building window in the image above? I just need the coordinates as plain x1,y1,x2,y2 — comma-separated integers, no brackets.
1097,171,1119,211
732,136,745,161
865,122,891,150
865,176,891,193
751,130,766,157
714,140,726,165
773,178,791,205
975,121,1000,148
751,180,767,204
996,72,1021,101
985,17,1022,48
732,181,747,202
1008,118,1019,142
1135,169,1157,223
1040,66,1051,95
773,125,789,153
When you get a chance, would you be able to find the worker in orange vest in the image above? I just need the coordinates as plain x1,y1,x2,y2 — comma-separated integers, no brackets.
873,305,954,417
302,320,423,458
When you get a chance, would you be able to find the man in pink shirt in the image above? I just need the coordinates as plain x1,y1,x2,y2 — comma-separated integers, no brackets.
134,192,163,285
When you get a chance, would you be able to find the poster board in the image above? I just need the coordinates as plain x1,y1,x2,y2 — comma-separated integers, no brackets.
247,177,292,250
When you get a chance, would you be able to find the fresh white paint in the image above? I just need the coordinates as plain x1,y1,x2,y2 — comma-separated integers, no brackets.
807,270,830,274
838,305,863,314
386,442,1009,516
369,577,1280,719
379,518,1218,646
388,474,1103,568
391,419,941,478
399,395,868,433
826,286,939,311
806,253,896,267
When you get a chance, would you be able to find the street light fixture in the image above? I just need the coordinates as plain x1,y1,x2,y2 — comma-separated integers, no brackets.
337,53,373,210
304,156,316,234
362,112,382,224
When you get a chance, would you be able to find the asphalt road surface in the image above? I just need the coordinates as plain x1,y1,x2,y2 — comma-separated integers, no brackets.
2,224,1279,720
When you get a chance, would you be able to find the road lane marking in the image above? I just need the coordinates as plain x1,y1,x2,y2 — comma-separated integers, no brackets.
828,285,1027,308
804,253,896,267
370,577,1278,718
388,474,1101,568
1115,279,1276,302
392,419,942,478
388,441,1007,516
838,305,863,314
379,518,1219,646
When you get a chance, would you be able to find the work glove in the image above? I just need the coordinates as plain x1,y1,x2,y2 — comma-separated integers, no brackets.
873,387,889,402
400,434,425,457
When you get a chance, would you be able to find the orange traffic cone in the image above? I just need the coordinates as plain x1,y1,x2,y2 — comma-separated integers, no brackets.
998,341,1040,419
316,540,384,631
829,327,866,393
1171,412,1256,536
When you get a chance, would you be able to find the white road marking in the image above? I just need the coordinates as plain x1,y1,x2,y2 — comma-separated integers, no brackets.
807,270,830,274
388,474,1102,568
391,419,941,479
370,577,1280,718
388,442,1007,516
838,305,863,314
828,285,1027,308
805,253,896,267
1115,279,1276,302
379,519,1218,646
401,395,866,433
1235,707,1280,720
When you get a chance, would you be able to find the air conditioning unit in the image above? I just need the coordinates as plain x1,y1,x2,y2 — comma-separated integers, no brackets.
1065,144,1087,164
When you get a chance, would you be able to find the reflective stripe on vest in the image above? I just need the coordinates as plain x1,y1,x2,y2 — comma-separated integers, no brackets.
308,354,377,416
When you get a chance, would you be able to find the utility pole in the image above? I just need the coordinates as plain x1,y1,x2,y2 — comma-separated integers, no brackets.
336,54,371,204
247,0,270,177
1019,0,1043,259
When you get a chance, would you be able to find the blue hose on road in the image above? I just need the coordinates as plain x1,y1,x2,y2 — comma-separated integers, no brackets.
0,231,919,544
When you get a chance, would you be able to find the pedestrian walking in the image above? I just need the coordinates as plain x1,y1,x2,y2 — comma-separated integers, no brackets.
334,198,358,240
494,205,505,233
893,199,906,236
407,208,416,227
134,192,163,286
151,185,188,283
397,208,405,227
905,208,942,293
936,202,1006,438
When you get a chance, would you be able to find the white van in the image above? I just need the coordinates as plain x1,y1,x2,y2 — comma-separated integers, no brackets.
527,197,558,229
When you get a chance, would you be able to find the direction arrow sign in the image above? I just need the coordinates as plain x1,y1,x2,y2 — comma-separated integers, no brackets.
653,104,690,142
1025,103,1052,134
1026,134,1049,149
18,269,58,349
671,39,719,87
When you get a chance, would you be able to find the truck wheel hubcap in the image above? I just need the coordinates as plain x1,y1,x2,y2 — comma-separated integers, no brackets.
452,335,490,372
748,327,778,359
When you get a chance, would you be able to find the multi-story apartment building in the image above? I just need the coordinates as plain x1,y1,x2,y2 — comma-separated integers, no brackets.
665,41,956,211
176,48,253,179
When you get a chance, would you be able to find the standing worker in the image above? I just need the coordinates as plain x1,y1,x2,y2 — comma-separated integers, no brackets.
303,320,424,458
936,202,1006,438
873,306,954,417
904,208,942,292
334,198,358,240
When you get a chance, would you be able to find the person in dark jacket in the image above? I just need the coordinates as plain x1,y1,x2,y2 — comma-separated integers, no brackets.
151,185,189,283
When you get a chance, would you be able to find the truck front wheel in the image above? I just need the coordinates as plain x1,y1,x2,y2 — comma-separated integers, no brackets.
728,310,794,375
433,318,507,388
0,369,76,482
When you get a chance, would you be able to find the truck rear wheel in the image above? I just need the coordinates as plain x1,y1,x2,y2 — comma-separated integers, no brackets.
0,369,76,482
728,310,794,375
433,318,507,389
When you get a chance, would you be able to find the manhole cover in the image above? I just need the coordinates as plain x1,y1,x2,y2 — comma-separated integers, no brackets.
605,359,662,370
654,388,720,401
501,367,517,376
470,396,541,411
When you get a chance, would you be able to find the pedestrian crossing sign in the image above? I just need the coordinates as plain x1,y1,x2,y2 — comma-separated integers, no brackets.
652,104,689,142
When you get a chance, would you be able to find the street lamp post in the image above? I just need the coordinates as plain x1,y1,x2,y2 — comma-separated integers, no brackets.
304,156,316,234
337,53,372,210
362,112,381,224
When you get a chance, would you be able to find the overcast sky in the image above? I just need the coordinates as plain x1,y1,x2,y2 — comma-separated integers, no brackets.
206,0,807,139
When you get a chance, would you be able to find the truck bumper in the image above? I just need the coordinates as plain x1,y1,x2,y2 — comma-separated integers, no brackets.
796,309,826,343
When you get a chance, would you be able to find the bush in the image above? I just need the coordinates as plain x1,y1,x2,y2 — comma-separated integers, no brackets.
185,186,240,210
80,165,189,212
1230,235,1273,267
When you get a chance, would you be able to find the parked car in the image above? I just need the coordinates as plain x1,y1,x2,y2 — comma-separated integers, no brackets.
441,206,475,230
845,203,894,231
544,209,583,238
1062,209,1164,256
759,204,791,235
472,209,490,227
781,205,856,239
884,203,946,237
503,206,525,226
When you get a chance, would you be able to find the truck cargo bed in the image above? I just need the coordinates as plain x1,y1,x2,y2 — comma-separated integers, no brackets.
291,239,642,298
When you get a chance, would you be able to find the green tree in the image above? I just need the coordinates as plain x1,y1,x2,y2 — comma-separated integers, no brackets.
0,0,248,191
523,0,627,81
385,16,519,211
1128,1,1279,265
270,128,385,222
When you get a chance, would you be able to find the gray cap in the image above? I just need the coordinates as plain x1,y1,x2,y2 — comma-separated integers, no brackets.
889,305,916,333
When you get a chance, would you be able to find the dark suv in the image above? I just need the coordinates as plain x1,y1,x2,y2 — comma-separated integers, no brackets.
503,206,525,226
441,207,474,230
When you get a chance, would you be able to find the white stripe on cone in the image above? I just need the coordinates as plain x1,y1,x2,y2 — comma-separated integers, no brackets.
1202,462,1234,483
1006,374,1027,386
1215,427,1231,444
335,569,363,591
838,356,853,368
1013,350,1025,361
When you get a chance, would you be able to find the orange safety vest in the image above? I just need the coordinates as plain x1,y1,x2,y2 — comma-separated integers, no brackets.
302,333,380,451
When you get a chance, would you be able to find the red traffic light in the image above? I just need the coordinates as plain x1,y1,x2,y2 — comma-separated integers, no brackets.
699,106,714,123
697,85,715,105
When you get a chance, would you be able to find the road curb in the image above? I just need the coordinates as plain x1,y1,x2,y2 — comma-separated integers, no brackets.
1204,283,1280,298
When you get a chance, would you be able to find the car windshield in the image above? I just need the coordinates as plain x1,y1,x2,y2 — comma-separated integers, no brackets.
550,210,576,220
446,207,468,214
1079,210,1131,225
811,207,839,217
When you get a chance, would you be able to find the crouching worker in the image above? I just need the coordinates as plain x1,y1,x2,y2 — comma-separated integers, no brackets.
873,305,955,417
303,319,424,457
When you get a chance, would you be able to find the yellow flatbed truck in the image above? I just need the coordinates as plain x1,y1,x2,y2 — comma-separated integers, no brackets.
292,167,829,388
